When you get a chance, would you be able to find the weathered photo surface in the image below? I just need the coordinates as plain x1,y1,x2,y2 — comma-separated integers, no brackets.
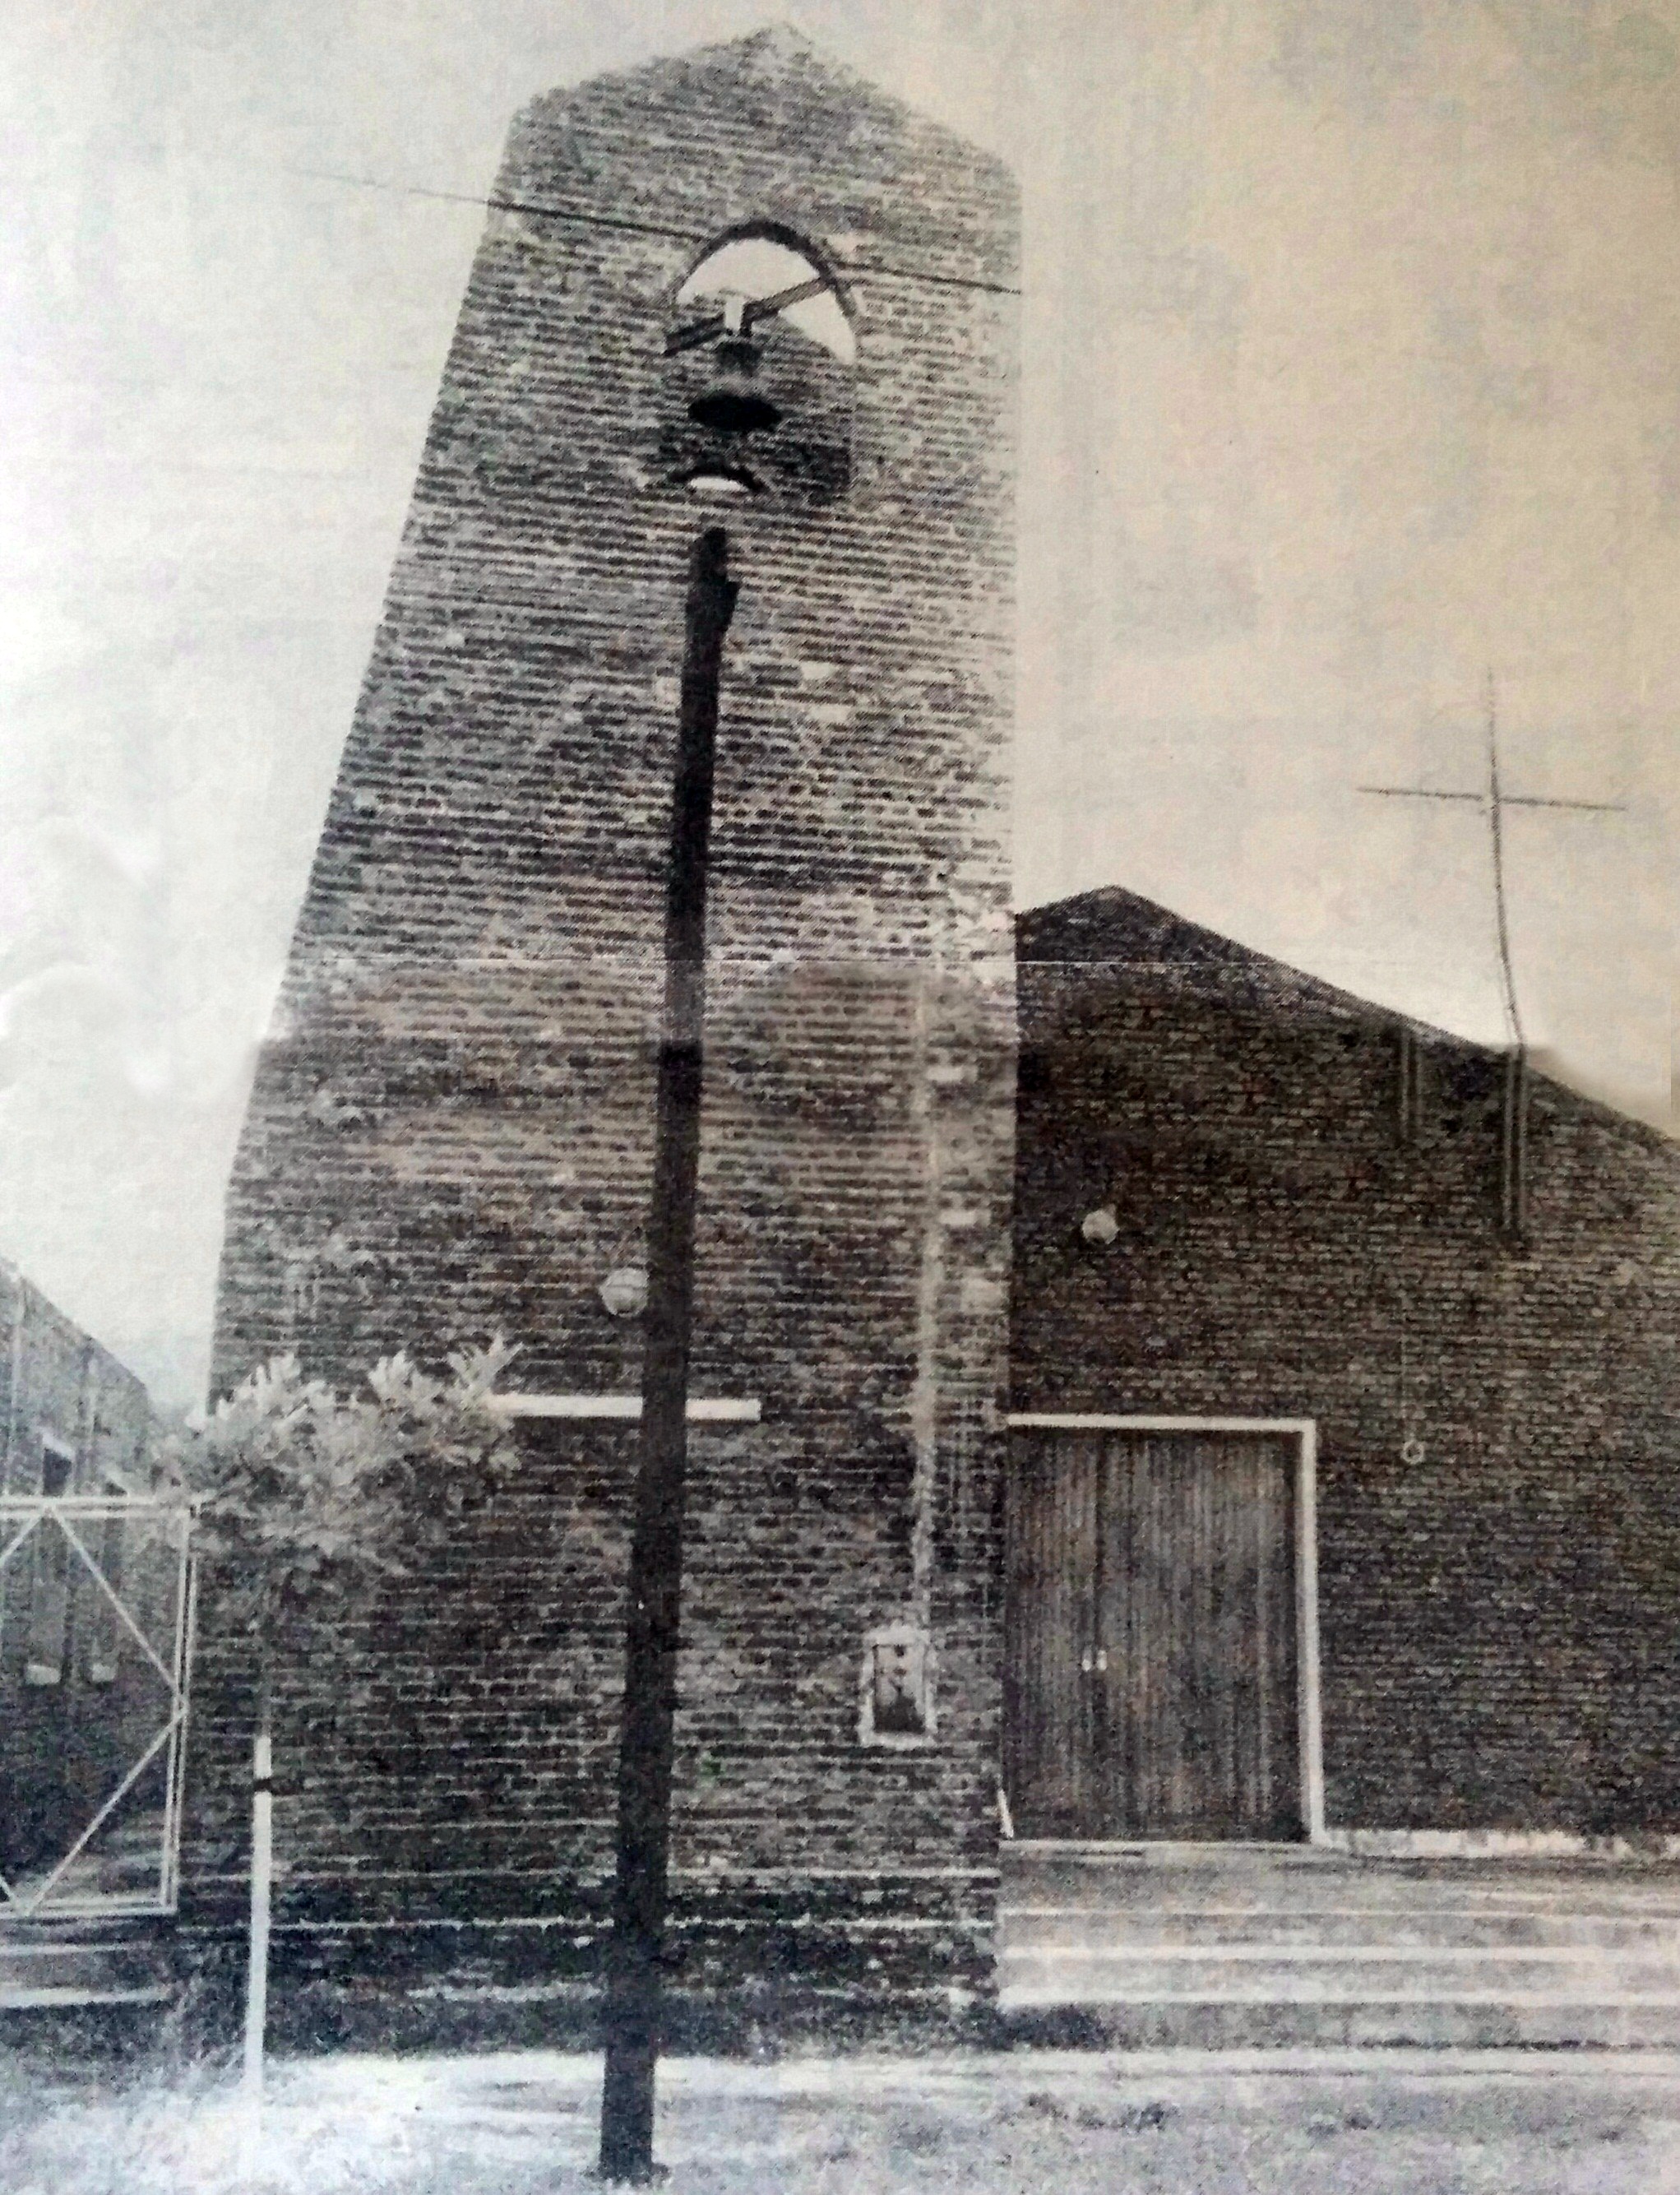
2,5,1677,2188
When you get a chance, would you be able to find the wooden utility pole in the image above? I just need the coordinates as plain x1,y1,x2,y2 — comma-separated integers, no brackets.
599,526,738,2185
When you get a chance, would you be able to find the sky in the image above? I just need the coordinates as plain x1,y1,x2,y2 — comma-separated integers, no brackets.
2,0,1676,1411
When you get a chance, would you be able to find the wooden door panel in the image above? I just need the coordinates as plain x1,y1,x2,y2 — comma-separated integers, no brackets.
1099,1430,1298,1839
1005,1425,1302,1843
1003,1428,1100,1837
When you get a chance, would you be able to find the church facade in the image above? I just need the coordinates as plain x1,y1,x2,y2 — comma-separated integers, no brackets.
179,33,1680,2043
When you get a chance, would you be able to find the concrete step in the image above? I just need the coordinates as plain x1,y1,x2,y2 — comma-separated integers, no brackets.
0,1940,172,1995
1001,1944,1680,2003
1001,1903,1680,1952
1004,1851,1680,1917
997,1847,1680,2048
0,1926,176,2014
996,1997,1680,2049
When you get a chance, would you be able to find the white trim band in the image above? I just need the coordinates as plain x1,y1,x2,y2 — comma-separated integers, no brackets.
493,1394,761,1424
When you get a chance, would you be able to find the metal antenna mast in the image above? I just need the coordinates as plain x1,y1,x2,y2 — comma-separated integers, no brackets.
1358,670,1624,1236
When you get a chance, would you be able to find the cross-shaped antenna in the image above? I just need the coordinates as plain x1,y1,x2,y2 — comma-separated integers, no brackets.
1358,669,1627,1236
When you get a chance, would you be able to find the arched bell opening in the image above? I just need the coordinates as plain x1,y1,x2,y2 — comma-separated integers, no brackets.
660,224,856,506
673,227,857,364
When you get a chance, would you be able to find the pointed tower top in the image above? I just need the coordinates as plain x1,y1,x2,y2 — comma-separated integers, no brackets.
509,23,1016,294
733,22,826,64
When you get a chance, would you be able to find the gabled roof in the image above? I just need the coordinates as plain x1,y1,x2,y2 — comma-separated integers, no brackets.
1018,886,1677,1153
1017,886,1374,1021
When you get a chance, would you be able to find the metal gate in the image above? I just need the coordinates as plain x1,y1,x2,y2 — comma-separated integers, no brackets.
0,1494,194,1918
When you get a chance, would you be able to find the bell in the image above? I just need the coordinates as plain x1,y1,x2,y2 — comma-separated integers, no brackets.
689,335,782,437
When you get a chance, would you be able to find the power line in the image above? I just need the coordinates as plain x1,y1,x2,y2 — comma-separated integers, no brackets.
283,163,1022,299
290,164,706,245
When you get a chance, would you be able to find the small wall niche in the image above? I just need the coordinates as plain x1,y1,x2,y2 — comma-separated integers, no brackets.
859,1622,936,1748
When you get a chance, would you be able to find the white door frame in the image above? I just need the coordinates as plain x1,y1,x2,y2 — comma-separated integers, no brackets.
1005,1413,1326,1846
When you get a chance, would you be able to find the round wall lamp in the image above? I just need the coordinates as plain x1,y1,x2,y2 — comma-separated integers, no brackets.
599,1266,649,1317
1080,1206,1119,1247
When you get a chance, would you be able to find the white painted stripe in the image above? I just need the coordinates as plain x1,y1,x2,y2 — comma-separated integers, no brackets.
494,1394,761,1424
0,1986,173,2009
0,1943,145,1959
264,1910,987,1934
234,1861,996,1888
670,1915,970,1934
357,2043,1680,2082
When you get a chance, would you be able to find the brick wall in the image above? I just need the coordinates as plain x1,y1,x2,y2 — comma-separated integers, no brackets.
1015,888,1680,1836
197,29,1016,2025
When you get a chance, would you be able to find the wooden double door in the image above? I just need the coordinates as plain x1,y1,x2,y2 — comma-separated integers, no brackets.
1004,1424,1303,1841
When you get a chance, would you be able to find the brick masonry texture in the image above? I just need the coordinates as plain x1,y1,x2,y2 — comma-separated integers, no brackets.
197,28,1016,2021
1016,888,1680,1838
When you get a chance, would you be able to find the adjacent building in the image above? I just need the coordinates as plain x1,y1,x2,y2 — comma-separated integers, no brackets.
0,1262,178,1909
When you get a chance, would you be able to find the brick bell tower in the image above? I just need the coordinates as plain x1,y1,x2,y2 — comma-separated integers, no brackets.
200,27,1017,2026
